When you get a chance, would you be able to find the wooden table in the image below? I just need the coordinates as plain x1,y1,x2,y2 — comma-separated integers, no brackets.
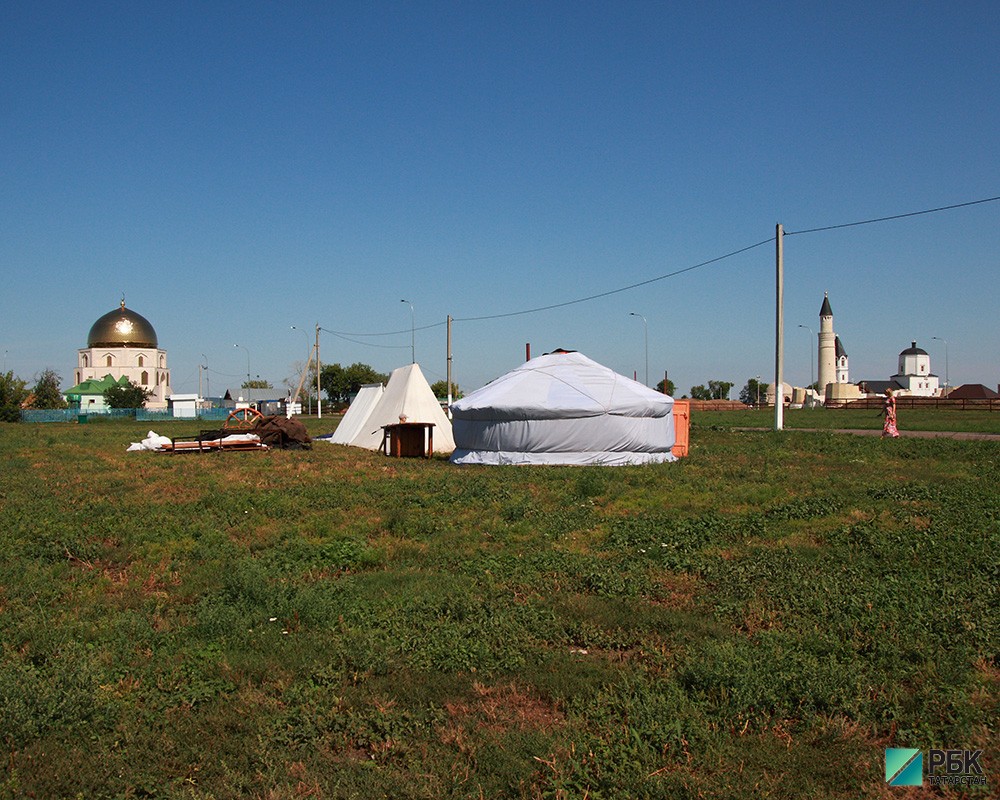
381,422,435,458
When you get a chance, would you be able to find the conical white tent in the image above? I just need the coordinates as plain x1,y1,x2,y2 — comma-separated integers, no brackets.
328,383,384,445
450,351,675,465
332,364,455,454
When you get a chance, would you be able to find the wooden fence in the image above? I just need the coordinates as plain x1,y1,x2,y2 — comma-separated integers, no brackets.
828,398,1000,411
686,400,750,412
684,399,1000,412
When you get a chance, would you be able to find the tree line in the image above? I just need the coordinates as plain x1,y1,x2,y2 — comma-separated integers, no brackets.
296,363,460,404
1,362,769,422
1,369,70,421
683,378,768,404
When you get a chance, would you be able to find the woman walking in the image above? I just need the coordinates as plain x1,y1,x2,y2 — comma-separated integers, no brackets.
882,388,900,438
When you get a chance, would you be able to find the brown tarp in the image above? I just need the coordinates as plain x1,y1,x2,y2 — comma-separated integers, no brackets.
252,415,312,449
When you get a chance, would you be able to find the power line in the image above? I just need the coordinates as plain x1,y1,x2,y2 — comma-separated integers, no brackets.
318,192,999,338
204,366,245,379
323,237,772,337
453,238,773,322
320,322,446,339
320,327,413,350
785,194,1000,236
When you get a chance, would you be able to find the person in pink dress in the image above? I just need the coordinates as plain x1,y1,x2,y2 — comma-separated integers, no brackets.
882,388,900,438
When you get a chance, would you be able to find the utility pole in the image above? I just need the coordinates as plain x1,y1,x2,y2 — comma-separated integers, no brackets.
775,223,785,431
446,315,453,417
202,354,209,402
315,323,322,420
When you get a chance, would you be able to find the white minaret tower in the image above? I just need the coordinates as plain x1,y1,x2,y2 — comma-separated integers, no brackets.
818,292,836,396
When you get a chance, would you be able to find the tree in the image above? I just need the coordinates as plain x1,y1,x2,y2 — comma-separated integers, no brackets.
104,379,153,409
430,380,462,400
29,369,67,409
320,364,349,402
0,371,29,422
692,380,734,401
242,379,272,389
708,380,734,400
655,377,676,396
739,377,767,406
346,363,387,394
320,363,388,403
284,361,316,400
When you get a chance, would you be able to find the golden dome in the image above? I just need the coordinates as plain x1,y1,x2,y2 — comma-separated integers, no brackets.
87,300,158,348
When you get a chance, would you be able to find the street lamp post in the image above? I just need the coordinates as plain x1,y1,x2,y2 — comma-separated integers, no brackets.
629,312,648,387
400,299,415,364
233,343,250,394
797,324,814,390
932,336,949,393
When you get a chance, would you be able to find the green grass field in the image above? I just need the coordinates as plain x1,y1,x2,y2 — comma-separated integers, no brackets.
0,416,996,798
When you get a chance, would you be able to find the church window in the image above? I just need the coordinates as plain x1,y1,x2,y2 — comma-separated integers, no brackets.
82,355,89,367
141,371,149,385
160,355,165,368
106,355,113,367
138,355,144,367
166,373,170,387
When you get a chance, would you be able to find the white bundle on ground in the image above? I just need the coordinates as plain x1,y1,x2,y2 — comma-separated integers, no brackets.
127,431,173,451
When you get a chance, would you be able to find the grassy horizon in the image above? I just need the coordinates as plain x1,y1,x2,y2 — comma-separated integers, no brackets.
0,418,996,798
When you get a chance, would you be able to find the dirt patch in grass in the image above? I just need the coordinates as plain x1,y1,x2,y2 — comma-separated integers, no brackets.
445,680,564,735
371,531,429,560
136,478,207,506
649,570,701,610
228,520,286,551
739,598,783,636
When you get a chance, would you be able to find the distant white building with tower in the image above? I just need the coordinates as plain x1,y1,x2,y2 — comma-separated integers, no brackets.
809,292,942,404
816,293,852,402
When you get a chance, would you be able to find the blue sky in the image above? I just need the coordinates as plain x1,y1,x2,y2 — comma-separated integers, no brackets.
3,1,998,398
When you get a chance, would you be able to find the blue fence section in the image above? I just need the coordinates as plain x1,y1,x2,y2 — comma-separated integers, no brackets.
21,408,236,423
20,409,82,423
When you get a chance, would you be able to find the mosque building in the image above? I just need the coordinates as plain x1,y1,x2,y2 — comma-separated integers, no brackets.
64,299,171,410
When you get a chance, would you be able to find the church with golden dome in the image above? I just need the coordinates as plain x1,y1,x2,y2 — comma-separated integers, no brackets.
67,299,171,409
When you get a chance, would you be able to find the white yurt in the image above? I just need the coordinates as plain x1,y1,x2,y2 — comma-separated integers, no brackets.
450,350,675,465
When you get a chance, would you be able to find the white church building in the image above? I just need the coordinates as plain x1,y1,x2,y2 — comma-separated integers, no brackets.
889,342,940,396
